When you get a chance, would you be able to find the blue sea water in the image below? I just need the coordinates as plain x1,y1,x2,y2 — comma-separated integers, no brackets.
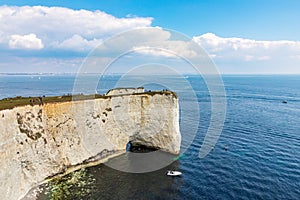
1,74,300,199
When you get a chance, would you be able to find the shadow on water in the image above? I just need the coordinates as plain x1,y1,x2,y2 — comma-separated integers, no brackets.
35,151,187,200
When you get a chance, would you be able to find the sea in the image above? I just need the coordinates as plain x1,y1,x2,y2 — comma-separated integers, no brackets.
1,74,300,200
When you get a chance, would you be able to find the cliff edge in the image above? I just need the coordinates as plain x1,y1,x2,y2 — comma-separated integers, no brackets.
0,88,181,200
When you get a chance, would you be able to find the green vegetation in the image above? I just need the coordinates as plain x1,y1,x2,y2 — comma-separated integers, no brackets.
137,90,178,98
0,94,106,111
45,168,96,200
0,90,177,111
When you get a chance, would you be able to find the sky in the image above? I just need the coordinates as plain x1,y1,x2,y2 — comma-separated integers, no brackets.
0,0,300,74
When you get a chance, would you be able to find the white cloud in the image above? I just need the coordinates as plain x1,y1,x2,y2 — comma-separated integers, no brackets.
9,33,44,49
87,27,200,60
132,46,177,58
193,33,300,62
130,40,198,58
54,34,102,51
1,5,300,74
0,5,152,51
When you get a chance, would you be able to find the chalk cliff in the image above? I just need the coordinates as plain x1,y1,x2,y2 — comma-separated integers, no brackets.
0,89,181,200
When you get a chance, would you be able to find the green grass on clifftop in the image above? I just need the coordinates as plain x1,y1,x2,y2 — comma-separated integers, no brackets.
0,94,101,111
0,90,177,111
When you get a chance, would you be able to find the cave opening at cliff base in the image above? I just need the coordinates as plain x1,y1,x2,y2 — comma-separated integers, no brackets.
126,141,159,153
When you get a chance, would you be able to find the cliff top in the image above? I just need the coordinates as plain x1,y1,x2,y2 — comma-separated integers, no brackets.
106,87,144,96
0,89,177,111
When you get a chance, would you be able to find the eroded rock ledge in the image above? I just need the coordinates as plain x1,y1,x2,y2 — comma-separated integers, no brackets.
0,88,181,200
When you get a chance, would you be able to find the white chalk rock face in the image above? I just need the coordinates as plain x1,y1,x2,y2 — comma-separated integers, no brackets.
0,90,181,200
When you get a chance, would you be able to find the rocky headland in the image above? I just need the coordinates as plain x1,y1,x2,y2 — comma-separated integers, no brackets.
0,88,181,200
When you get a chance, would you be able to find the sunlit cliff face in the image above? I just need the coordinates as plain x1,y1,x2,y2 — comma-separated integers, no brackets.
0,89,180,200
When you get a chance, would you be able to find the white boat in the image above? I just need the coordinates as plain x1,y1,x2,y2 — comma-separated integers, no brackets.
166,170,182,176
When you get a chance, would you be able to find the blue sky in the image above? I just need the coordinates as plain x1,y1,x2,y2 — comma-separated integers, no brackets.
2,0,300,40
0,0,300,74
